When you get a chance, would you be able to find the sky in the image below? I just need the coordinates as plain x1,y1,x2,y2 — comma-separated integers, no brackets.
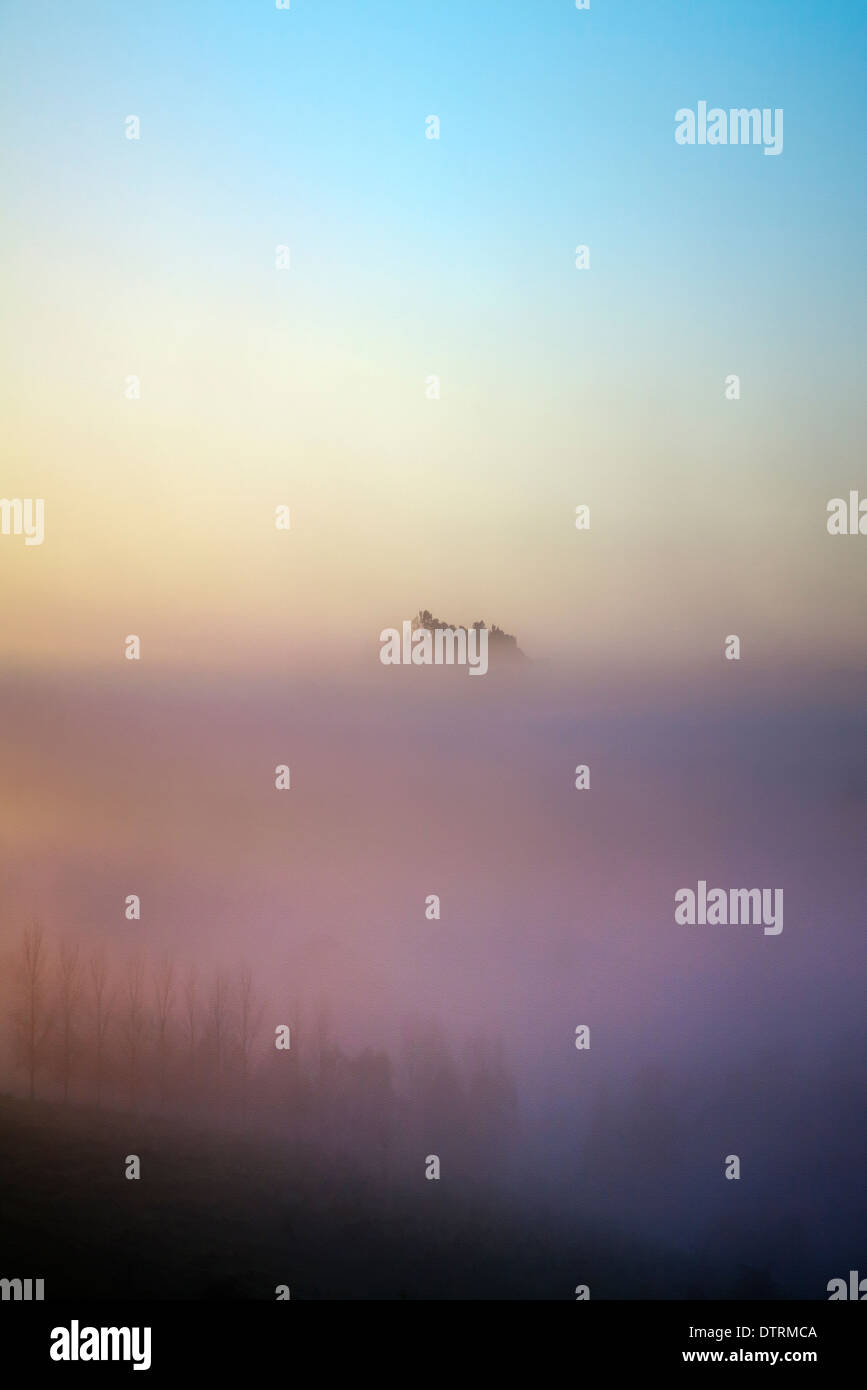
1,0,865,677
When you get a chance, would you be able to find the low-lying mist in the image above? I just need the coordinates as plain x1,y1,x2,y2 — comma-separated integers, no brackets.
1,662,865,1296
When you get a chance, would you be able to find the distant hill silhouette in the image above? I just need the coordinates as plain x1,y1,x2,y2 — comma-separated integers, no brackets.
413,610,527,661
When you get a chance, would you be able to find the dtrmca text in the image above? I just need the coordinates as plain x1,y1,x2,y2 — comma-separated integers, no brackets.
689,1327,817,1339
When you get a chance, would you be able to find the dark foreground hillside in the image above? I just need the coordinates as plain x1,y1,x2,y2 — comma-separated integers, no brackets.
0,1093,748,1301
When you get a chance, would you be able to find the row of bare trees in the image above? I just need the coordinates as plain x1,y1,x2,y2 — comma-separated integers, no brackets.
7,926,518,1170
10,923,265,1114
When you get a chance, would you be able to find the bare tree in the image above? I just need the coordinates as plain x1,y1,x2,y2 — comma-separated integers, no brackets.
89,946,113,1106
152,955,175,1105
16,921,50,1101
208,969,232,1095
121,954,148,1108
55,940,80,1102
182,964,200,1096
236,962,263,1110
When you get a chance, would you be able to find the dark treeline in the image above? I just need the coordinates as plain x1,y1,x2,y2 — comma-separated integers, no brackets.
6,923,518,1181
413,609,525,657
